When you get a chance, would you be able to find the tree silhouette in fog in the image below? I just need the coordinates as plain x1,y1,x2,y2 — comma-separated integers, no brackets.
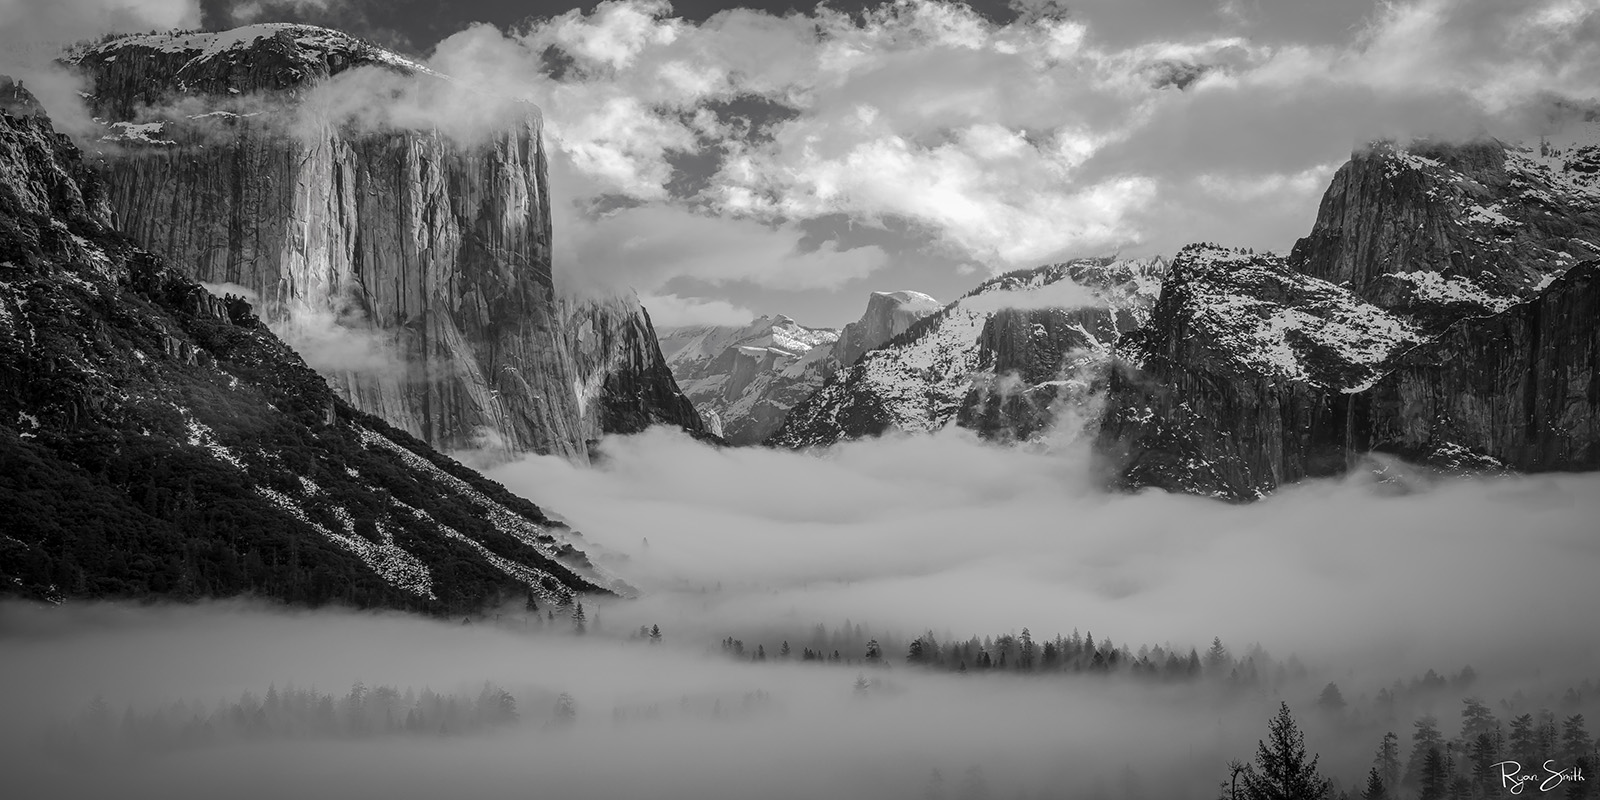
1237,702,1331,800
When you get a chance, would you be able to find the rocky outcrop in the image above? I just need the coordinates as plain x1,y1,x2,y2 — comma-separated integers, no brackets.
660,291,940,446
1098,129,1600,499
832,290,942,366
0,89,619,610
561,292,706,446
770,258,1165,449
67,24,699,459
1291,139,1600,302
1354,259,1600,471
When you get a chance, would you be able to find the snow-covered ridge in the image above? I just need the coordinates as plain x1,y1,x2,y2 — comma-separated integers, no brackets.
356,427,628,596
772,257,1165,446
1368,130,1600,290
71,23,431,76
1169,245,1423,388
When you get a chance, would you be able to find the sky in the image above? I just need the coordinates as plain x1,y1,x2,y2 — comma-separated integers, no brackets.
2,0,1597,329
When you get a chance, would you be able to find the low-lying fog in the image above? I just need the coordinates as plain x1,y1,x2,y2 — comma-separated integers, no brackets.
3,428,1597,799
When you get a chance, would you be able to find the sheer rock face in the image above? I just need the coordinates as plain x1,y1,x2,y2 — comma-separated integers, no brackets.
0,93,621,609
1355,260,1600,471
560,293,706,446
1290,138,1600,302
658,291,939,446
1098,131,1600,500
68,25,699,458
832,290,943,367
769,258,1165,449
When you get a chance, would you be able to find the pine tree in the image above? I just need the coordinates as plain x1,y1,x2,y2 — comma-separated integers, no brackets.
571,602,586,635
553,693,576,725
1562,714,1592,765
1568,756,1592,800
1418,747,1448,800
780,641,790,659
649,624,662,644
1510,713,1537,766
1238,702,1331,800
1404,716,1444,791
524,590,539,614
1374,731,1401,791
1469,732,1502,796
1459,697,1497,742
1206,637,1230,673
1317,683,1346,713
1360,767,1388,800
865,639,882,663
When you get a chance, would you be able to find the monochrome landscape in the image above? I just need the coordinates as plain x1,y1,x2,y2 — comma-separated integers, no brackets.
1,0,1597,797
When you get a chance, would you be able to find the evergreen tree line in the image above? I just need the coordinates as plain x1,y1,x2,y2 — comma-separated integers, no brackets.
46,681,524,759
720,623,1312,688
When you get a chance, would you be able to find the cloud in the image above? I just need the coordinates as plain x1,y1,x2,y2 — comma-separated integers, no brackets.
0,0,201,137
552,196,891,294
479,0,1599,285
4,430,1597,799
638,293,756,328
961,278,1107,313
270,304,407,379
488,427,1600,677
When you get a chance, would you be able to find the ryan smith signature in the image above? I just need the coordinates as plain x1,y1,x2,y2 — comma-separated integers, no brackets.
1493,761,1586,794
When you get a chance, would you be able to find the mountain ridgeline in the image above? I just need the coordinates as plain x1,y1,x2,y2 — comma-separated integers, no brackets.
658,290,940,445
768,258,1166,448
67,24,703,460
0,79,622,610
756,128,1600,500
1098,134,1600,499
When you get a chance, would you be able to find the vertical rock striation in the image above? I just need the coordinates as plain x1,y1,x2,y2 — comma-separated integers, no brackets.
68,24,700,459
560,292,706,446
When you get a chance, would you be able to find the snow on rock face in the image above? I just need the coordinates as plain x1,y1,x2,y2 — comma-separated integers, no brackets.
659,314,843,446
1146,245,1424,389
1099,131,1600,502
657,289,953,446
357,427,631,597
1290,133,1600,305
68,24,429,114
769,258,1165,448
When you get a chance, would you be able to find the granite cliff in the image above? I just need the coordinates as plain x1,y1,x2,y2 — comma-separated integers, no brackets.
67,24,701,459
1098,128,1600,499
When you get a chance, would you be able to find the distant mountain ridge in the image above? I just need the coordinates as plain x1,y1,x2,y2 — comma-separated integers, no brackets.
659,290,940,445
768,258,1166,448
0,81,621,609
